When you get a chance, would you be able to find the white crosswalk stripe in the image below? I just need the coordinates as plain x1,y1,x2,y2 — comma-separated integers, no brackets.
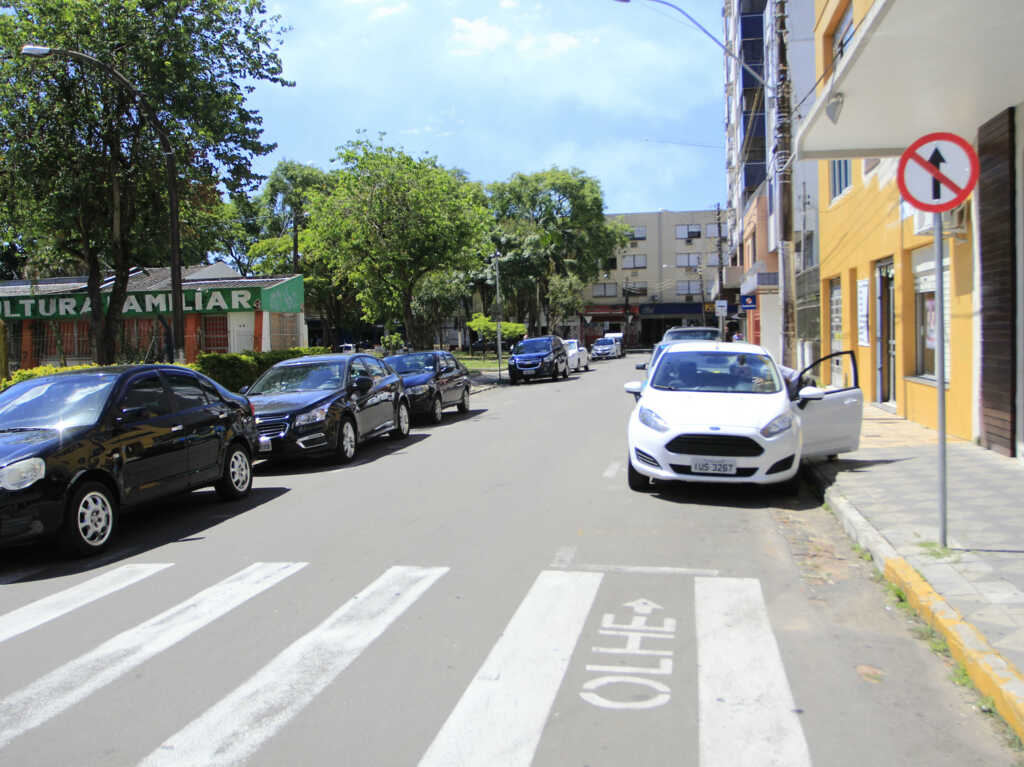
0,564,813,766
695,576,812,767
418,570,603,767
0,563,173,644
138,565,448,767
0,561,306,750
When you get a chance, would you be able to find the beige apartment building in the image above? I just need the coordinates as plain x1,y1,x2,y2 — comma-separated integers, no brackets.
577,210,730,348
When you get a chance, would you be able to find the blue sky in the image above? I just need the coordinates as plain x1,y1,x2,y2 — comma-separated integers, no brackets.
250,0,727,214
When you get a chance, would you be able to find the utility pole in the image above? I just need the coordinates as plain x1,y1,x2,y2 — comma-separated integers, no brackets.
715,203,725,338
775,0,796,368
493,253,503,384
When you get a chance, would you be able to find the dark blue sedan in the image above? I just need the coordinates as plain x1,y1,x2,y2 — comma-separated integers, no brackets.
384,351,471,423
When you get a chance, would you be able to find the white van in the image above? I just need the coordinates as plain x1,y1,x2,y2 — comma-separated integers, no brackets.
602,332,624,358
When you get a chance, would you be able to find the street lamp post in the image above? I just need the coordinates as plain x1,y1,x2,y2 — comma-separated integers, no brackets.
20,45,186,364
492,253,503,384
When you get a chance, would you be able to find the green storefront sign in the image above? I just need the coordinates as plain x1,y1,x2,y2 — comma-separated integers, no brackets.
0,279,303,320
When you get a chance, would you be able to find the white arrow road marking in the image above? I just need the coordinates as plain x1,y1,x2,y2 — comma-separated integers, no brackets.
695,577,811,767
0,563,173,644
0,562,306,750
139,565,448,767
623,598,662,615
418,570,603,767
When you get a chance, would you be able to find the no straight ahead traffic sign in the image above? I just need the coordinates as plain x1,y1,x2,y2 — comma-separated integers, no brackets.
897,132,979,213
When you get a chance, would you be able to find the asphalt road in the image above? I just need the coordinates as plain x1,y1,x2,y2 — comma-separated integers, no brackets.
0,356,1019,766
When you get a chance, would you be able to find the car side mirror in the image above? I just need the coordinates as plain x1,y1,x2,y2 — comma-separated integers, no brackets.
351,375,373,394
635,362,647,370
238,385,249,394
797,385,825,409
624,381,642,402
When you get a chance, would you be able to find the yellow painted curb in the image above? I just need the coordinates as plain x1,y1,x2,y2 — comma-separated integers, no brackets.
883,556,1024,742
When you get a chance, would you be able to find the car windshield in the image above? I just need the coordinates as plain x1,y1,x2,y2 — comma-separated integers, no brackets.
594,339,613,347
248,362,346,394
514,338,551,354
650,351,781,393
386,353,435,374
0,373,118,429
564,341,577,351
663,328,720,341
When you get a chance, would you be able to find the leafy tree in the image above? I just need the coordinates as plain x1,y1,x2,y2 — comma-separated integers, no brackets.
310,136,490,348
0,0,291,362
210,193,264,277
261,160,329,273
410,269,473,348
487,169,627,333
546,273,585,334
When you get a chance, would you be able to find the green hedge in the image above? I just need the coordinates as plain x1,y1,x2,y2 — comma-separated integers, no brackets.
0,347,330,394
194,347,331,392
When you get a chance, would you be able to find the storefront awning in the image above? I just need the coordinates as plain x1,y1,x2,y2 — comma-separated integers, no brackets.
796,0,1024,159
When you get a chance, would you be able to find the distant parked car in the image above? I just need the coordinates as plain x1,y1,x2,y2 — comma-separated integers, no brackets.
591,337,620,360
661,326,721,342
243,354,410,463
0,365,258,556
384,350,471,423
508,335,569,383
563,339,589,372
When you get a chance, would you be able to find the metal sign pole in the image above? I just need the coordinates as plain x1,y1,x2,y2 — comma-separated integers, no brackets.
933,212,948,548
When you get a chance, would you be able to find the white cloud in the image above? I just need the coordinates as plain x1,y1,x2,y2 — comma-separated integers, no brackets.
371,2,408,19
515,31,580,58
449,17,510,56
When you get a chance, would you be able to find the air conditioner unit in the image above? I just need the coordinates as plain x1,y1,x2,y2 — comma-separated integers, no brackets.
912,203,968,236
685,238,693,245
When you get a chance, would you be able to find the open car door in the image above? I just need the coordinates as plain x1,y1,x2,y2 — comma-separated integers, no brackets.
795,350,863,459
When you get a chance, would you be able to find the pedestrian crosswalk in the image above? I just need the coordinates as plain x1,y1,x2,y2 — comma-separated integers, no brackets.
0,562,812,766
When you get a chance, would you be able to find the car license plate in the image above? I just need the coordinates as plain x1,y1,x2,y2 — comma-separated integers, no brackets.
691,459,736,475
258,436,273,453
523,369,535,376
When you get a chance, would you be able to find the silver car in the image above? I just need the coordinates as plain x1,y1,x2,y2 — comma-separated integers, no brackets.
563,339,590,372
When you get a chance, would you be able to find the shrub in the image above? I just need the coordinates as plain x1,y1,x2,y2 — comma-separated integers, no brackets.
194,347,331,392
0,362,198,392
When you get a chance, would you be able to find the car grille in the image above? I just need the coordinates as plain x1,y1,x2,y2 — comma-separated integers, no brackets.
516,360,541,369
256,416,290,438
664,434,764,457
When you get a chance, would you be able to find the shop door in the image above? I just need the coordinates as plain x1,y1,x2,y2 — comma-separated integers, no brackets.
877,261,896,403
829,279,844,387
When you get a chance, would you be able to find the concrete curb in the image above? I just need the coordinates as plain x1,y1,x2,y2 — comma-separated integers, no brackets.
803,463,1024,742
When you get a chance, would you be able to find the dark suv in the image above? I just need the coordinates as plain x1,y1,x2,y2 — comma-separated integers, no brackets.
508,336,569,383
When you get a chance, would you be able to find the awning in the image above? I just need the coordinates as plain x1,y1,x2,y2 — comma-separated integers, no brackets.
796,0,1024,159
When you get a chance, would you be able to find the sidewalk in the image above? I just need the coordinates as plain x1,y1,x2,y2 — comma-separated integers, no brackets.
804,405,1024,740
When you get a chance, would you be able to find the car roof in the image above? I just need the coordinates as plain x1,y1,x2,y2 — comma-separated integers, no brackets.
659,340,772,355
275,354,354,366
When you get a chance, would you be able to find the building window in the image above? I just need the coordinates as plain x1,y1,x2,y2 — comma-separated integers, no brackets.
831,3,854,65
676,280,703,296
829,159,851,201
593,282,618,297
676,253,701,267
269,312,299,350
675,224,702,240
629,225,647,240
705,223,721,238
913,248,950,382
602,257,617,270
863,157,880,176
622,253,647,269
202,314,230,353
705,253,721,266
768,179,775,214
624,281,647,296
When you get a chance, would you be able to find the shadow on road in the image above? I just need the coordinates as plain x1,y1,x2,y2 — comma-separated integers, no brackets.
1,486,290,582
648,478,822,512
255,433,430,476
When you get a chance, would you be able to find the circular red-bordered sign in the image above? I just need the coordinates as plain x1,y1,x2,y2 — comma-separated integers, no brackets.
897,132,979,213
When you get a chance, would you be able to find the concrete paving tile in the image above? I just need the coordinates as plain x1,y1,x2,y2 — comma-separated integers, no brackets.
960,605,1020,629
992,628,1024,654
970,581,1024,604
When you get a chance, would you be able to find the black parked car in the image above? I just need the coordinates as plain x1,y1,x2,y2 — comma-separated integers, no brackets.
243,354,410,463
508,336,570,383
384,351,471,423
0,366,258,556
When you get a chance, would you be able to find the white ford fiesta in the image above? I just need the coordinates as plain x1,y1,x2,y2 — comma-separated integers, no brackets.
623,341,863,492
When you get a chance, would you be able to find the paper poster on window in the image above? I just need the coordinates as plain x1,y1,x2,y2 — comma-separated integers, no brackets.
857,279,870,347
925,296,936,349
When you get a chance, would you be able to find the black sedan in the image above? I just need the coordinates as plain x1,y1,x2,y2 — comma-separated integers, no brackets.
243,354,410,463
0,366,258,556
384,351,471,423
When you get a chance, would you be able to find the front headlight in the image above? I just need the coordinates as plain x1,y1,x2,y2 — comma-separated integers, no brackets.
295,405,329,427
407,384,430,395
0,457,45,491
638,406,670,433
761,412,793,438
